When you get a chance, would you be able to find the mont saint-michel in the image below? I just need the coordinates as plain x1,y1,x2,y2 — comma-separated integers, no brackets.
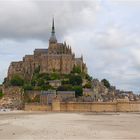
0,19,140,111
1,1,140,139
7,19,87,82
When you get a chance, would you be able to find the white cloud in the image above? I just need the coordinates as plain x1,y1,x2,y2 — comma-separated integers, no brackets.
0,0,140,93
0,0,100,40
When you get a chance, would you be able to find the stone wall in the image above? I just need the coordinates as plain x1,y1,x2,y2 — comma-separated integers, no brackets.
116,101,140,112
25,101,140,112
60,102,116,112
24,103,50,111
25,90,41,99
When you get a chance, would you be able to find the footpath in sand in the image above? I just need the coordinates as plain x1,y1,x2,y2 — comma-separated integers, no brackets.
0,111,140,140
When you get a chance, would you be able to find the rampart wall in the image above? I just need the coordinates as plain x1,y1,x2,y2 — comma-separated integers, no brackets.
25,101,140,112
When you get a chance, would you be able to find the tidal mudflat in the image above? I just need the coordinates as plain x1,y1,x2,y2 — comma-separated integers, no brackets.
0,111,140,140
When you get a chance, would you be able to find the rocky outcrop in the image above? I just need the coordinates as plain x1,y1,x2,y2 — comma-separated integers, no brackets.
90,79,140,102
0,95,23,110
0,86,23,110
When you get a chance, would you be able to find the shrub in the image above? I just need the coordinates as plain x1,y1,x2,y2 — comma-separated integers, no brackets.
71,65,81,74
2,78,7,84
10,75,24,86
85,74,93,81
37,79,45,86
31,79,36,86
61,80,70,85
43,74,51,81
40,85,54,91
72,86,83,97
83,82,92,88
69,75,82,86
50,73,60,80
101,79,110,88
57,85,73,91
23,84,33,91
0,91,3,99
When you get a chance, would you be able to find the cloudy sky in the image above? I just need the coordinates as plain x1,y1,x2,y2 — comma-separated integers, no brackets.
0,0,140,93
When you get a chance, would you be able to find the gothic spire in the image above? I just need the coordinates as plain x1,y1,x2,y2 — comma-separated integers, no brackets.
49,18,57,43
52,18,55,34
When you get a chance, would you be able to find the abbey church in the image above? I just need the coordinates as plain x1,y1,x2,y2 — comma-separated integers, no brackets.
7,19,87,81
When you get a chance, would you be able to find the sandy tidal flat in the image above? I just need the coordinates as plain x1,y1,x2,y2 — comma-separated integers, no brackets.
0,112,140,140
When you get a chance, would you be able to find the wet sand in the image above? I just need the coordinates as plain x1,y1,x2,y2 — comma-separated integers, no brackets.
0,111,140,140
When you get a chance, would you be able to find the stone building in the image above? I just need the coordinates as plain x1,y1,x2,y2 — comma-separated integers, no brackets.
40,90,75,104
57,91,75,102
83,88,93,97
40,90,56,105
7,19,87,81
48,80,61,88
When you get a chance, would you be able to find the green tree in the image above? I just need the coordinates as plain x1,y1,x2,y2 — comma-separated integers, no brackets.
72,86,83,97
69,75,82,86
40,84,54,91
71,65,81,74
57,85,73,91
61,80,70,85
23,84,33,91
83,82,92,88
0,90,3,99
2,78,7,84
101,79,110,88
85,74,93,81
50,73,60,80
10,75,24,86
43,74,51,81
37,79,45,86
31,79,36,86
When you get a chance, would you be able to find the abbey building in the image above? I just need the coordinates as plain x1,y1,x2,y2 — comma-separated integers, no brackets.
7,19,87,81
